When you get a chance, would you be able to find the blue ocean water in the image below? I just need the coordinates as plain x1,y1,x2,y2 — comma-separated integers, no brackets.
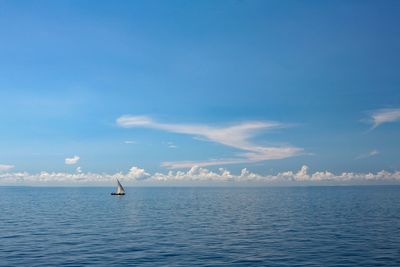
1,186,399,266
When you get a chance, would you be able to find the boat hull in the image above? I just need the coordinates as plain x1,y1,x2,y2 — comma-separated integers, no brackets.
111,193,125,195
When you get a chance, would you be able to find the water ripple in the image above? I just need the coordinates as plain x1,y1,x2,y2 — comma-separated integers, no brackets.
1,186,400,266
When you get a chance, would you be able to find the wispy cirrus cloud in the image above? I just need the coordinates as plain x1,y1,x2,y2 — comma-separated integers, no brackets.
166,142,177,149
355,149,379,160
116,115,303,168
162,158,251,169
367,108,400,129
65,155,80,165
0,164,15,171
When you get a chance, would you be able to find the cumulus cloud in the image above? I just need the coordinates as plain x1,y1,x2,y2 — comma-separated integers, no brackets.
125,166,150,180
0,164,14,171
367,108,400,129
0,165,399,184
65,156,80,165
153,165,399,183
117,115,303,168
0,166,150,184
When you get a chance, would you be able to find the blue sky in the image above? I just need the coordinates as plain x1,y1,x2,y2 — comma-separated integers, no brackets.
0,1,399,183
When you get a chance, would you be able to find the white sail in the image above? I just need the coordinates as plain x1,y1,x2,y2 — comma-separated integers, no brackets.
116,179,125,194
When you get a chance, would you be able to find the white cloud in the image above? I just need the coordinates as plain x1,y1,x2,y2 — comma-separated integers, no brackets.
355,149,379,160
162,158,251,169
117,116,154,127
147,165,400,183
124,140,136,144
117,115,303,168
126,166,150,180
76,167,82,173
65,156,80,165
166,142,177,149
0,165,399,184
0,164,14,171
368,108,400,129
0,167,147,184
369,150,379,156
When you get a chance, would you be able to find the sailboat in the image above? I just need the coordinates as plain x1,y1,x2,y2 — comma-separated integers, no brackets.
111,179,125,195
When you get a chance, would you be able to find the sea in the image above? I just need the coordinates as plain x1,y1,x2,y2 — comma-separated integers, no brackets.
1,186,399,266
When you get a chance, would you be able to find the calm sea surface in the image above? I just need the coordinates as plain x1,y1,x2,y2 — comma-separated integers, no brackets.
1,186,399,266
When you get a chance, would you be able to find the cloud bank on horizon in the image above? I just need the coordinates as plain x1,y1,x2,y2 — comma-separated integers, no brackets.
117,115,303,168
0,165,399,184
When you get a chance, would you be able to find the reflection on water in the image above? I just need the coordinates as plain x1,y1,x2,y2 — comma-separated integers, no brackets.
1,186,400,266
